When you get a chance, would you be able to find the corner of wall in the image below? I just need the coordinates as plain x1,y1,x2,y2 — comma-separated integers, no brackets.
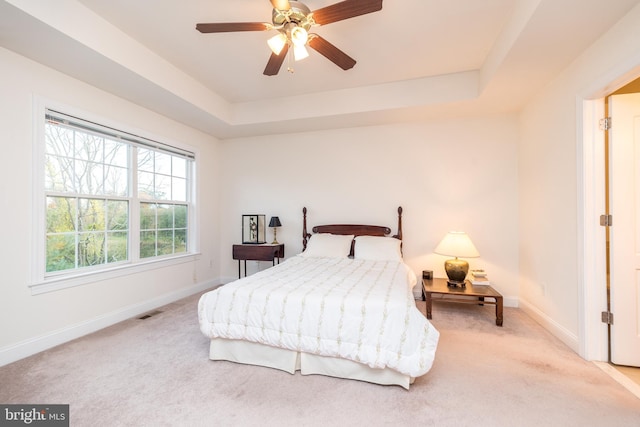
519,297,580,354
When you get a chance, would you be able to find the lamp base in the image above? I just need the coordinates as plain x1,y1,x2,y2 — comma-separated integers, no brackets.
446,280,466,287
444,257,469,287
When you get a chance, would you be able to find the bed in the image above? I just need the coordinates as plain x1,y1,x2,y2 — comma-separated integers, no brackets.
198,207,439,389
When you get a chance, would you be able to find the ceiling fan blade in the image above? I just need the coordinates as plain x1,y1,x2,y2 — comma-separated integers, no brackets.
270,0,291,10
263,44,289,76
311,0,383,26
308,35,356,70
196,22,269,33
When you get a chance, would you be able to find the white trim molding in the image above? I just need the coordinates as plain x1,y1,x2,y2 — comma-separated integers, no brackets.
0,279,219,367
519,298,580,354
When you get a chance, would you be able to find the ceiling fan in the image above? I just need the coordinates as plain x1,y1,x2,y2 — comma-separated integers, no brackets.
196,0,383,76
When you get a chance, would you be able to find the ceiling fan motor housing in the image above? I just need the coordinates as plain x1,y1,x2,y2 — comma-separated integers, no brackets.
272,1,313,31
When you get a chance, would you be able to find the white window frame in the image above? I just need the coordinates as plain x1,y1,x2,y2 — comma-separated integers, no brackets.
30,99,200,295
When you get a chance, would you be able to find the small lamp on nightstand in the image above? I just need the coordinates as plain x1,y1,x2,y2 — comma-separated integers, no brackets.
434,231,479,287
269,216,282,244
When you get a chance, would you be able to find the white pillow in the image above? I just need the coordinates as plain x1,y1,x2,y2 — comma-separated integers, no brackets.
301,233,355,258
353,236,403,262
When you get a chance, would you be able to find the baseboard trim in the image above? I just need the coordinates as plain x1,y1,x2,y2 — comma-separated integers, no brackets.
519,298,580,353
0,279,218,367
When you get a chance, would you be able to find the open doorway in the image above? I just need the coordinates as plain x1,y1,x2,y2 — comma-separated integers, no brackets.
581,73,640,398
606,79,640,385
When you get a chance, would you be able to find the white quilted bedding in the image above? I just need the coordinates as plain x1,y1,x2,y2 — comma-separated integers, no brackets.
198,255,439,377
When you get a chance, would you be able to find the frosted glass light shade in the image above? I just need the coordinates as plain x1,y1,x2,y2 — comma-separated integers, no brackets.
267,33,287,55
290,26,308,46
293,44,309,61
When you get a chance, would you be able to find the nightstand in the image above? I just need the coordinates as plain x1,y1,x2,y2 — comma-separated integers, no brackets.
232,244,285,278
422,277,503,326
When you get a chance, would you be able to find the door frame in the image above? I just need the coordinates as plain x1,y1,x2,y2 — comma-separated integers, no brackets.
580,97,609,361
580,67,640,361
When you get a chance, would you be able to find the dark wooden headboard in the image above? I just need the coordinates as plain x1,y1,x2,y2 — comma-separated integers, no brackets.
302,206,403,255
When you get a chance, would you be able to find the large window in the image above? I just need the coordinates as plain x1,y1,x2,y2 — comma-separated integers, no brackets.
40,109,195,282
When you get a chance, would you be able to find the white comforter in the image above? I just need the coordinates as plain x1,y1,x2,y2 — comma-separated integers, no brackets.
198,255,439,377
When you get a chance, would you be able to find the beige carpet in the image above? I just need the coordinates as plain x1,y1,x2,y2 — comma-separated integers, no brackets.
1,291,639,426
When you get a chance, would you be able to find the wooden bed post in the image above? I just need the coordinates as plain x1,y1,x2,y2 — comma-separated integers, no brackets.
302,207,308,251
395,206,403,240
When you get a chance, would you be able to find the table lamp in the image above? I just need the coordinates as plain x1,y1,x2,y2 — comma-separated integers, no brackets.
434,231,480,286
269,216,282,244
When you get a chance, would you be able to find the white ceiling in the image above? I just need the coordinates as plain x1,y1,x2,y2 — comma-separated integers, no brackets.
1,0,639,139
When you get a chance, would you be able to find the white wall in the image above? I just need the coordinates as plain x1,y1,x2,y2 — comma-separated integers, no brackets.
220,116,520,304
518,4,640,354
12,3,640,366
0,47,222,365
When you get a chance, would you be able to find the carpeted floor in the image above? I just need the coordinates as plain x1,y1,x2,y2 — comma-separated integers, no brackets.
1,290,639,426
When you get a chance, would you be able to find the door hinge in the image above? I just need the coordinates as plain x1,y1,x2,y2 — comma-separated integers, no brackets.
600,214,613,226
601,311,614,325
599,117,612,131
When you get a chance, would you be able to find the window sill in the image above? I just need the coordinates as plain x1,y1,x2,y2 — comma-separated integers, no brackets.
29,253,201,295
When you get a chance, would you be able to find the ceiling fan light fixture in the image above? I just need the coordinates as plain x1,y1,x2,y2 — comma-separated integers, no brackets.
267,33,287,55
293,44,309,61
290,26,308,47
196,0,385,76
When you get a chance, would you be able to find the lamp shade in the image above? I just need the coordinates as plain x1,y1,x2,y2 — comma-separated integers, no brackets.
290,26,308,46
434,231,479,258
267,33,287,55
293,44,309,61
269,216,282,228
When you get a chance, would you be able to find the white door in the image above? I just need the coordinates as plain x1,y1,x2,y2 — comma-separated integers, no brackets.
609,92,640,366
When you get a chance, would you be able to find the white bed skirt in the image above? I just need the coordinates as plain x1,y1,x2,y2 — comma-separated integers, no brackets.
209,338,413,390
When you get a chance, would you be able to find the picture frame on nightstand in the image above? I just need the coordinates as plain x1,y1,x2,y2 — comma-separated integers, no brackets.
242,214,266,244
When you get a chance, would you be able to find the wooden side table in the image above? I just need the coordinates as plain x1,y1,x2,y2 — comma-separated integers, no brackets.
422,277,503,326
232,244,285,278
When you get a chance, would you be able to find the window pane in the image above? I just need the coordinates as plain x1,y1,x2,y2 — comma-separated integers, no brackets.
105,165,128,197
140,230,156,258
157,204,173,229
45,123,74,156
140,202,156,230
106,231,128,263
107,200,128,231
175,205,187,228
45,155,75,192
155,174,171,200
76,133,103,162
138,148,154,172
138,171,154,200
172,177,186,202
157,230,173,255
46,197,76,233
175,229,187,254
78,198,105,232
173,157,186,178
46,234,76,272
155,152,172,175
104,138,128,168
76,160,104,195
77,232,105,267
